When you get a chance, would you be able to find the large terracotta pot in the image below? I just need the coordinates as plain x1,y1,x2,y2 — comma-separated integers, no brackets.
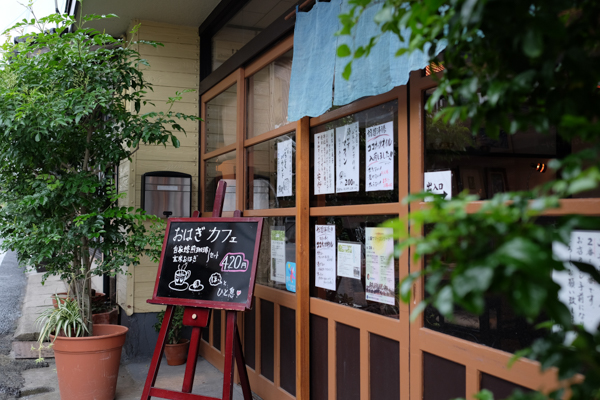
164,339,190,366
51,324,128,400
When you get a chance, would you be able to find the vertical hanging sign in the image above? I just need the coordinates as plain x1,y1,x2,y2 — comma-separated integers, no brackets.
315,224,336,290
314,130,335,195
277,139,293,197
553,230,600,333
365,121,394,192
270,227,286,283
365,227,395,305
336,122,359,193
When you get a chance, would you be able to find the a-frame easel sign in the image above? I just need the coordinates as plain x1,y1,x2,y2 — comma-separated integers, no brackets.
142,181,263,400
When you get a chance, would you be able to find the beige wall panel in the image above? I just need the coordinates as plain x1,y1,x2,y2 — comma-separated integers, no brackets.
117,266,134,316
139,101,198,116
134,265,160,284
143,70,199,89
139,27,199,45
138,42,198,60
122,21,199,314
134,299,164,313
133,281,165,312
143,86,198,103
140,56,199,75
135,19,196,33
136,145,198,162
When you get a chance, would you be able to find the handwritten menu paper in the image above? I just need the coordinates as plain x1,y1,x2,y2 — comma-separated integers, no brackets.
270,227,286,283
553,230,600,333
337,241,362,279
365,227,395,305
366,122,394,192
315,225,336,290
314,130,335,195
277,139,293,197
336,122,360,193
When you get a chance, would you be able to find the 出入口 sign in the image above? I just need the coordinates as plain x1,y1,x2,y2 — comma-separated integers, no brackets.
149,217,263,311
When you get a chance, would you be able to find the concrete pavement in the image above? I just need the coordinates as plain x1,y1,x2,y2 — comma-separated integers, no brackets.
8,258,250,399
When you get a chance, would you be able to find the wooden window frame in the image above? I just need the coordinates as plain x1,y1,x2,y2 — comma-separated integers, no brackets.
407,69,600,399
306,85,410,400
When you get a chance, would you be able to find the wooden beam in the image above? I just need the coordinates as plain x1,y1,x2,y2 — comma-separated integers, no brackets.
295,116,310,399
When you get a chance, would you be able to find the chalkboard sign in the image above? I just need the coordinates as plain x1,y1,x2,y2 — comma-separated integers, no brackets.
148,217,263,311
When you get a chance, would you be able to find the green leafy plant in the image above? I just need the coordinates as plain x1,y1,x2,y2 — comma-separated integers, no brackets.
34,294,89,362
0,4,200,337
339,0,600,399
153,306,185,345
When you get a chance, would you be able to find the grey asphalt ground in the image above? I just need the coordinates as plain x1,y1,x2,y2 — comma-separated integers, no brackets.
0,250,49,400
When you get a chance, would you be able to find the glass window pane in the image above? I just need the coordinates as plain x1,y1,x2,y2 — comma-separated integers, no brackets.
256,216,296,292
205,84,237,153
246,133,296,210
247,50,293,138
422,218,555,353
310,215,400,319
310,101,399,207
204,151,236,213
424,87,569,198
211,0,297,72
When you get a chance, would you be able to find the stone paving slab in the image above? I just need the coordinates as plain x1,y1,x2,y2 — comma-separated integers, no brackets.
13,273,65,342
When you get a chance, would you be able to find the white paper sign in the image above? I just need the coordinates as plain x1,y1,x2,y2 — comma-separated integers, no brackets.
366,122,394,191
424,171,452,201
553,230,600,333
336,122,359,193
277,140,293,197
365,227,395,305
314,130,335,195
270,227,286,283
315,225,336,290
337,242,362,279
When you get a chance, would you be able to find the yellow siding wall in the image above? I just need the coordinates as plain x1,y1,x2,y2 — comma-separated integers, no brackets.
117,20,199,315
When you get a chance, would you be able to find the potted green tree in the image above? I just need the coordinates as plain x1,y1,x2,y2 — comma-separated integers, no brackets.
0,8,198,400
153,306,190,366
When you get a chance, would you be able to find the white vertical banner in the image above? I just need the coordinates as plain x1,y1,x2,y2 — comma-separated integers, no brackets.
315,225,336,290
336,122,359,193
365,121,394,191
277,139,293,197
270,227,286,283
553,230,600,333
365,227,395,305
314,130,335,195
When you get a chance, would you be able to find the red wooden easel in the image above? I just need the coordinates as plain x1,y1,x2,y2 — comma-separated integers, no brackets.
141,181,253,400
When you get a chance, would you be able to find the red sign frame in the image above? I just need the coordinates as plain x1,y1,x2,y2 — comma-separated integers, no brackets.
147,216,264,311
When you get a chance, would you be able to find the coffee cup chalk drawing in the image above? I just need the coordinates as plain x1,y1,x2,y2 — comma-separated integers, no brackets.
169,264,192,291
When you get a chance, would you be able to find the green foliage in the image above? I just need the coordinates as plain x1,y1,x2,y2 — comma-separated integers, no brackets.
34,295,89,362
0,8,200,336
339,0,600,399
153,306,185,345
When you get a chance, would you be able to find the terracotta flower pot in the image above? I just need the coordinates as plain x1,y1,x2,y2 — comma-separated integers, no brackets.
51,292,71,308
51,324,128,400
164,338,190,366
52,292,105,309
92,305,119,325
